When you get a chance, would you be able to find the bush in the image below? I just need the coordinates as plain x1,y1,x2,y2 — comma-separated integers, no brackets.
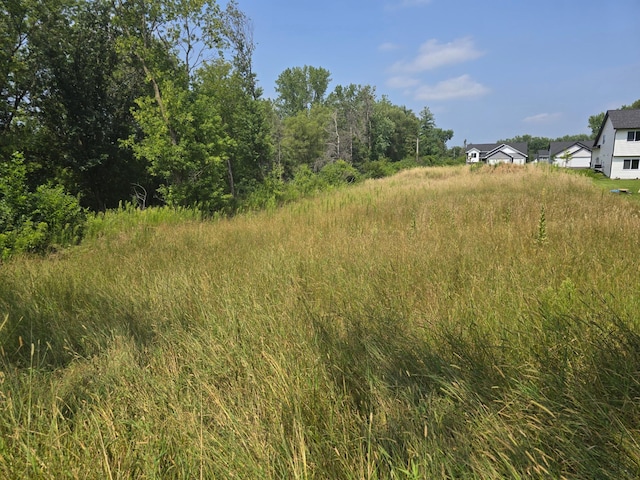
0,152,85,258
318,160,361,186
291,164,327,196
360,159,396,179
240,164,289,211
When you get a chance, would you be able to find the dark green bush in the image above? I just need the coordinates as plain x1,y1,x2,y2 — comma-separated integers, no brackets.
318,160,361,186
0,153,85,258
291,164,327,195
360,159,396,179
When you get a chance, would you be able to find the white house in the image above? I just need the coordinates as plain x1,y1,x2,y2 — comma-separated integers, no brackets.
549,140,594,168
591,109,640,179
466,143,528,165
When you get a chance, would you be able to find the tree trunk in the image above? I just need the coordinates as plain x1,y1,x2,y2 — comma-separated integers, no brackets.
226,157,235,198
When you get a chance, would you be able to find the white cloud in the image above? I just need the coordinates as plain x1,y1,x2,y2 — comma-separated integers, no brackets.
379,42,401,52
523,112,562,123
413,75,490,101
386,76,420,89
391,37,484,73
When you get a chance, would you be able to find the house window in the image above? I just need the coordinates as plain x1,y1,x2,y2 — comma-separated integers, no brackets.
627,131,640,141
623,159,639,169
471,152,477,158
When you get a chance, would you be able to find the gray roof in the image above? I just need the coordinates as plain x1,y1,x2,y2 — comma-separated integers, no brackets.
467,143,500,152
594,109,640,145
467,142,528,156
608,109,640,129
549,140,594,157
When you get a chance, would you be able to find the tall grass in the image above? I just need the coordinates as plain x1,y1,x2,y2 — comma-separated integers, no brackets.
1,164,639,478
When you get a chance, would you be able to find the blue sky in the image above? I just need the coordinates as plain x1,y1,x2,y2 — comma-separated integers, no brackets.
239,0,640,146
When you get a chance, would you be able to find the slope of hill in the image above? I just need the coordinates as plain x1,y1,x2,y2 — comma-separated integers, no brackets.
1,164,639,478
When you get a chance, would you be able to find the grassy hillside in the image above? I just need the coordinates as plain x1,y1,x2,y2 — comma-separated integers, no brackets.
1,164,640,479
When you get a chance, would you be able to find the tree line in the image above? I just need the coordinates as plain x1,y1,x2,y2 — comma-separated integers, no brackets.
1,0,459,255
2,7,455,206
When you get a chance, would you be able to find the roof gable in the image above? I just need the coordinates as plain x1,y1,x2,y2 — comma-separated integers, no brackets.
549,140,594,157
466,143,500,153
467,142,528,157
594,109,640,145
608,109,640,129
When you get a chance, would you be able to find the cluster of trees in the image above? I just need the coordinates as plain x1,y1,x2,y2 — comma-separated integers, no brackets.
1,0,457,255
271,66,455,177
0,0,459,206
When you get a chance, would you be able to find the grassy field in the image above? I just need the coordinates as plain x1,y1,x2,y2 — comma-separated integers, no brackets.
1,164,640,478
571,168,640,195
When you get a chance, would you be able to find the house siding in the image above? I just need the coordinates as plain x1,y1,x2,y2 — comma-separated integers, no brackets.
467,149,481,163
593,118,616,177
615,129,640,157
609,157,640,179
599,128,640,179
486,154,525,165
553,146,591,168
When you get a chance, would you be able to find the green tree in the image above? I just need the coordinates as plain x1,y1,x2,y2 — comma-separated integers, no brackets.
115,0,257,210
35,0,150,209
418,107,453,158
370,97,419,162
588,113,605,138
215,9,273,199
281,105,331,175
0,0,153,210
326,84,376,164
0,0,41,144
275,66,331,117
197,60,272,200
127,79,233,211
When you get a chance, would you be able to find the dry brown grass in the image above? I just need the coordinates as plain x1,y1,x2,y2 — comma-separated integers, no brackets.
1,164,640,478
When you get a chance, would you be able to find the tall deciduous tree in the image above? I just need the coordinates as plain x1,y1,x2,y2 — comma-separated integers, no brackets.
370,97,419,162
115,0,259,210
1,0,150,209
218,6,273,198
281,105,331,175
326,84,376,164
418,107,453,158
275,66,331,117
0,0,30,140
35,0,149,209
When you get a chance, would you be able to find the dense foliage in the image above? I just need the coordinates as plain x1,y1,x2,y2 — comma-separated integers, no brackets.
1,0,463,257
0,152,84,258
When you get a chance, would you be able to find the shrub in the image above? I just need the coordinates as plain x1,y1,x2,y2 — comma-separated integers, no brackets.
291,164,327,196
240,164,289,211
361,159,396,179
318,159,361,186
0,152,86,258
